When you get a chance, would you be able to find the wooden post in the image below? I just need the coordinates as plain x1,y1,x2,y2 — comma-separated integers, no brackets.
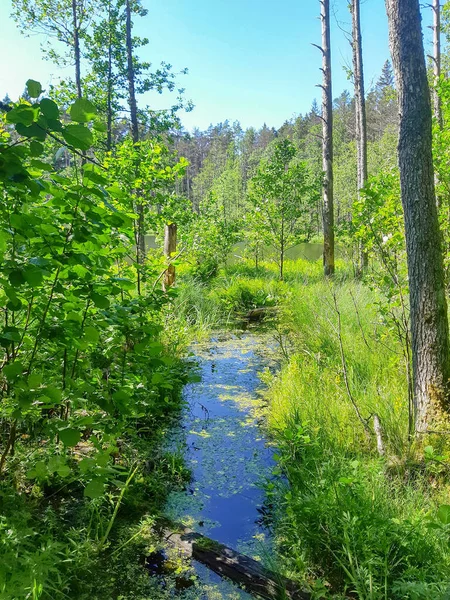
163,223,177,290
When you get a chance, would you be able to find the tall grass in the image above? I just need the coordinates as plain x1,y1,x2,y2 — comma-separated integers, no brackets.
263,274,450,599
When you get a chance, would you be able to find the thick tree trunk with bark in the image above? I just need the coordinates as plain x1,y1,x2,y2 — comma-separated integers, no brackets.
320,0,335,276
72,0,82,99
351,0,368,274
385,0,450,432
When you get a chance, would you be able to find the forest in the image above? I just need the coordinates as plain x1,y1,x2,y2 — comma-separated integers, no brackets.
1,0,450,598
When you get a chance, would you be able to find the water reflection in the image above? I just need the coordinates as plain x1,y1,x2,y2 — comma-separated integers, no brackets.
164,333,277,598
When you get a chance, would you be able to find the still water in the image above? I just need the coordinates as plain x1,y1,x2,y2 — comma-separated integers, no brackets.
145,235,327,263
163,333,277,599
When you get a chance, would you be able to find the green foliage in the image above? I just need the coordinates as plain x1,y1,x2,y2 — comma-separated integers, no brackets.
265,279,450,598
247,139,320,279
0,87,189,598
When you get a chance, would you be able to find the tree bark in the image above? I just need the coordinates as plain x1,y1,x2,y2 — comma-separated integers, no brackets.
125,0,139,144
163,223,177,290
106,0,113,151
72,0,82,99
125,0,146,271
385,0,450,432
320,0,335,276
432,0,443,129
351,0,368,275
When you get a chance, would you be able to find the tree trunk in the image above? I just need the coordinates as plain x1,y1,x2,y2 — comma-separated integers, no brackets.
106,0,113,152
385,0,450,432
126,0,139,144
163,223,177,290
433,0,443,129
351,0,368,275
320,0,335,276
72,0,82,99
125,0,146,270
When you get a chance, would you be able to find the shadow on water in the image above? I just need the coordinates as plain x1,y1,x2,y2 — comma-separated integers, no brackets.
154,332,279,598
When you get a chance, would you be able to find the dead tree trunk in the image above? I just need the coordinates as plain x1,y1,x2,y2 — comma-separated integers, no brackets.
351,0,368,275
385,0,450,432
163,223,177,290
320,0,335,276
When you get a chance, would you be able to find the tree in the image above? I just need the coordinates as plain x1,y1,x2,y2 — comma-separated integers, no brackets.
350,0,368,274
432,0,443,129
318,0,335,276
247,140,319,280
11,0,92,98
378,59,395,89
366,61,397,139
385,0,450,432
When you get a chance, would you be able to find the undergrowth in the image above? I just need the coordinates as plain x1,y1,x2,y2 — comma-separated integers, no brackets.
175,256,450,598
261,268,450,599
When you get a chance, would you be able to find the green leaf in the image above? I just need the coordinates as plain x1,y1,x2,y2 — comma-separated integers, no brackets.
59,428,81,447
6,106,37,126
45,386,62,403
113,389,130,403
91,292,110,309
26,80,42,98
30,159,53,172
66,311,82,323
62,124,93,151
1,329,21,342
47,119,63,132
93,120,107,132
113,278,135,291
3,361,24,380
39,98,59,120
437,505,450,525
84,326,100,344
151,373,165,385
30,460,48,479
24,266,44,287
84,479,105,499
30,141,44,157
15,122,46,141
70,98,97,123
6,298,23,311
9,270,26,287
83,167,108,186
79,457,95,473
28,373,42,388
57,465,71,478
0,231,7,257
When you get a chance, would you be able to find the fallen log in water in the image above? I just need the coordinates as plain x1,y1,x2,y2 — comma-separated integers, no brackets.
159,523,310,600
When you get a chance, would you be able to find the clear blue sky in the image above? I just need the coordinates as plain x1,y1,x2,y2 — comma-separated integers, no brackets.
0,0,435,131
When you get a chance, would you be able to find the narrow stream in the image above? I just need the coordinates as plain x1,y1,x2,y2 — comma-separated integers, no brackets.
164,332,277,598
